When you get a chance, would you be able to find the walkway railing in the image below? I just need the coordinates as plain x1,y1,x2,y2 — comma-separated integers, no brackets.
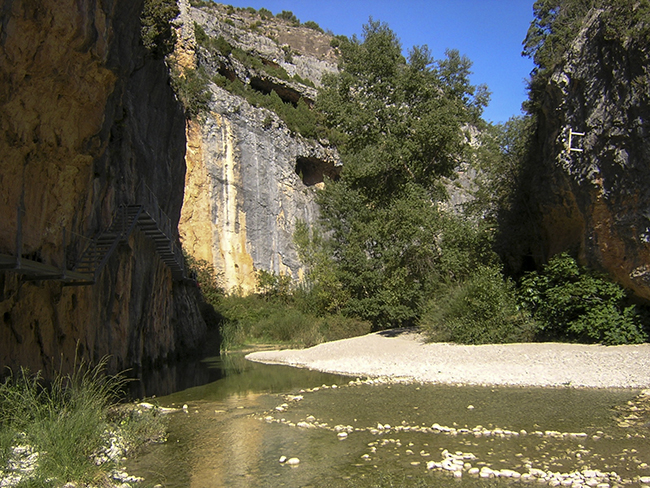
0,184,187,286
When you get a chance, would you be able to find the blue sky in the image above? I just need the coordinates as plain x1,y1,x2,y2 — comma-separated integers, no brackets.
219,0,536,124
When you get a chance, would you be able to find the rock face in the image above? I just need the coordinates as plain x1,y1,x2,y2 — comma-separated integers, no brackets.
0,0,207,376
178,4,341,293
523,9,650,300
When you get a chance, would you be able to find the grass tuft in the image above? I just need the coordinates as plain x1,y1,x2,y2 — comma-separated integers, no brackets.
0,358,165,486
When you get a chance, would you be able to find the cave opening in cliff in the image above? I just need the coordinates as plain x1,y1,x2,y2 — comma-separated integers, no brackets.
250,77,303,106
295,157,341,186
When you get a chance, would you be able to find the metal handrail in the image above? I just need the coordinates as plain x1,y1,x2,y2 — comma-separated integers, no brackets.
3,182,187,284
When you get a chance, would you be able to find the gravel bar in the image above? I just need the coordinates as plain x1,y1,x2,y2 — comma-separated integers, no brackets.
246,330,650,388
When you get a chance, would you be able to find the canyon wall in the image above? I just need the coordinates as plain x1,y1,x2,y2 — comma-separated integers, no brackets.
522,9,650,299
0,0,207,376
178,3,341,293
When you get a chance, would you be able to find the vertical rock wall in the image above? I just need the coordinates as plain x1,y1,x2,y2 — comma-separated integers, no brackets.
0,0,207,376
522,9,650,300
180,87,339,293
178,4,341,294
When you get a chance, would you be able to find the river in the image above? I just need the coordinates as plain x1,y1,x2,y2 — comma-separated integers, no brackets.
125,353,650,488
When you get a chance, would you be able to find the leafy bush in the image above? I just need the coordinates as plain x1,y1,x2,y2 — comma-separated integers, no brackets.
519,253,647,345
140,0,179,58
421,266,535,344
276,10,300,26
259,8,272,19
184,253,224,307
170,65,213,119
216,267,371,351
256,269,292,301
303,20,324,33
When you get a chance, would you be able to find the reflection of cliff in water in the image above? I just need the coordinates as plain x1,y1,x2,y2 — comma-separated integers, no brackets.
129,329,223,399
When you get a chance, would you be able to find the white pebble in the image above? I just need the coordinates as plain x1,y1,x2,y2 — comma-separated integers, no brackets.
287,457,300,465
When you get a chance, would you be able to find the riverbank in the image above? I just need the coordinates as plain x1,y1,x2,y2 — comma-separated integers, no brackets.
246,329,650,388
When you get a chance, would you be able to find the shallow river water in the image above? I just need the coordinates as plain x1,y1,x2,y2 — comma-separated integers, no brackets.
126,354,650,488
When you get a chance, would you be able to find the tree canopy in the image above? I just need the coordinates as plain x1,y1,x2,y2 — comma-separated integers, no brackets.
301,20,494,328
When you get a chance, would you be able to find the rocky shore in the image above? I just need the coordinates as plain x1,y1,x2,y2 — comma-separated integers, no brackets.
246,330,650,388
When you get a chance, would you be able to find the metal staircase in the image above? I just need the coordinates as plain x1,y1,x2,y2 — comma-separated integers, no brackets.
71,205,143,284
1,184,186,286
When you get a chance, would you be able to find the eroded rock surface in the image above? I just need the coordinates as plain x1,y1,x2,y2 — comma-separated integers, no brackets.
178,4,341,292
0,0,207,375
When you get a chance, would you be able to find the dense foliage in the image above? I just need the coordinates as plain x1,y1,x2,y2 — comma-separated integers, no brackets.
184,255,370,351
519,254,647,345
140,0,179,58
170,66,213,120
299,20,492,329
422,266,534,344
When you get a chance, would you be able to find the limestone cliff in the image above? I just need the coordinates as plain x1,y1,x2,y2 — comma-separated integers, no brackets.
521,9,650,300
178,3,341,293
0,0,207,376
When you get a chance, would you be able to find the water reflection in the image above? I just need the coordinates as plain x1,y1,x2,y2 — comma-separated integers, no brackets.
126,359,650,488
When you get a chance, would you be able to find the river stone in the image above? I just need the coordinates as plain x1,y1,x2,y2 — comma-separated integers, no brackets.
287,457,300,465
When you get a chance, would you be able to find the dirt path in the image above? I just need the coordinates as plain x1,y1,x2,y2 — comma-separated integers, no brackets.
246,330,650,388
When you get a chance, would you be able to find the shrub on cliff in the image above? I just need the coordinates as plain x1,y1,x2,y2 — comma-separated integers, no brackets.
518,253,647,345
141,0,179,58
171,66,213,119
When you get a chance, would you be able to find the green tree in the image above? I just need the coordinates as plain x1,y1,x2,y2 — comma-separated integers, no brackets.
276,10,300,25
303,20,324,33
310,19,490,328
421,265,535,344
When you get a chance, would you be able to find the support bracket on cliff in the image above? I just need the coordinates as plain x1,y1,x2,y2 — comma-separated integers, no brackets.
568,129,585,153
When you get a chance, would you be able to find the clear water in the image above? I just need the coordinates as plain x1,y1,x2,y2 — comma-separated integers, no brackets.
126,354,650,488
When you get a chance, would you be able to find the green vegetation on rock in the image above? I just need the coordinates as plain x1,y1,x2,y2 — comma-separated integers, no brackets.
184,6,649,347
170,65,213,119
140,0,179,58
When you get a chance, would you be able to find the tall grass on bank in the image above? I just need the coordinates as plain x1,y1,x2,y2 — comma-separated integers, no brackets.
0,359,165,486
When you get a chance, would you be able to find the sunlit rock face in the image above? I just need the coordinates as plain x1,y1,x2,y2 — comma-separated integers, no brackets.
0,0,206,375
180,86,341,293
524,9,650,299
178,3,341,293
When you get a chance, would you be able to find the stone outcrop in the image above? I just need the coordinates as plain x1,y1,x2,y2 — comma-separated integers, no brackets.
180,85,341,292
523,9,650,299
178,3,341,293
0,0,207,376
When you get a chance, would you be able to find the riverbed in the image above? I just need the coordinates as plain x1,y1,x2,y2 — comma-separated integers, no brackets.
125,352,650,488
